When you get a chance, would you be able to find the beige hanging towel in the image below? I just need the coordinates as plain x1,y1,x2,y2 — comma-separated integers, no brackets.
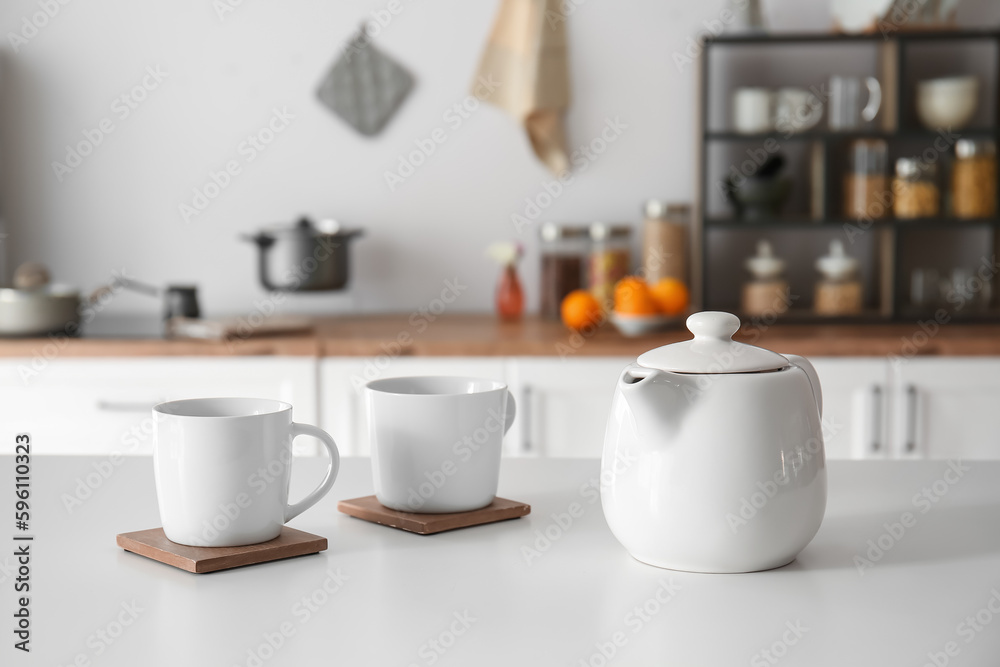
472,0,570,174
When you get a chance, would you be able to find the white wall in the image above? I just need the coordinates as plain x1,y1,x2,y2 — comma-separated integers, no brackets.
0,0,996,318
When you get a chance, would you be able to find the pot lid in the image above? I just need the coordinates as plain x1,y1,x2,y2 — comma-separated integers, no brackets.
636,311,789,374
260,217,357,238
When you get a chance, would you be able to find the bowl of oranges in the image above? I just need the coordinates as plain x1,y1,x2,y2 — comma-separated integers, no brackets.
610,276,689,337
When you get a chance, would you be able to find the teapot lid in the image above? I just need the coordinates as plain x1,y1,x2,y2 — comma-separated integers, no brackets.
637,311,789,374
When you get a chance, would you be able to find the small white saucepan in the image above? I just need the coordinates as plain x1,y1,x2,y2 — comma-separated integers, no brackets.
0,286,81,337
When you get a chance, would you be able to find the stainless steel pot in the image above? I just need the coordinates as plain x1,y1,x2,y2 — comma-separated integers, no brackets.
243,217,363,292
0,285,81,337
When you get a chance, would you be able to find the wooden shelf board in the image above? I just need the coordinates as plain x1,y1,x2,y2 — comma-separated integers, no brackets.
704,30,1000,46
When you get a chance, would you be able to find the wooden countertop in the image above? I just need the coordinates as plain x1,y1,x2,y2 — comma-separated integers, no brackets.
0,314,997,358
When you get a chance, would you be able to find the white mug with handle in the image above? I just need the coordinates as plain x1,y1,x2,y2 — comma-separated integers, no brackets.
829,76,882,130
366,376,516,513
153,397,340,547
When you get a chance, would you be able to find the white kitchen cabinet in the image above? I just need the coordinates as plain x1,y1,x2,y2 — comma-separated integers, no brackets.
891,358,1000,459
0,357,317,456
807,358,892,460
504,356,893,459
6,352,996,460
504,357,631,457
320,357,506,456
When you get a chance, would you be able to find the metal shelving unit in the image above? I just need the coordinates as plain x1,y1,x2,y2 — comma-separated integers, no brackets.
697,29,1000,323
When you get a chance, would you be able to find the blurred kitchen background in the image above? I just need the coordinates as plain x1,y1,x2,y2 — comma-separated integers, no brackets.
2,0,1000,461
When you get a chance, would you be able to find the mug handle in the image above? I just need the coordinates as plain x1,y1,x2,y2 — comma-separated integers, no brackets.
504,390,517,435
284,423,341,522
862,77,881,122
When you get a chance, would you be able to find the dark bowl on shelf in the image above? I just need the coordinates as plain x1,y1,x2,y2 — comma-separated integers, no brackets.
726,176,792,221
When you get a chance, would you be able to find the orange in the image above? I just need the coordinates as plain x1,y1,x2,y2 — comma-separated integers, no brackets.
650,278,690,316
614,277,658,315
561,290,603,331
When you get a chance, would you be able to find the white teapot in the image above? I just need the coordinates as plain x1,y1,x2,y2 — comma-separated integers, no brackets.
601,311,826,573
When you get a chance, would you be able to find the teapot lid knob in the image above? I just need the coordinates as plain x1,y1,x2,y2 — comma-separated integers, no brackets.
686,311,741,341
638,310,787,373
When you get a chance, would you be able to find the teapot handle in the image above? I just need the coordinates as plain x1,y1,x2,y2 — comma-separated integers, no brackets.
784,354,822,419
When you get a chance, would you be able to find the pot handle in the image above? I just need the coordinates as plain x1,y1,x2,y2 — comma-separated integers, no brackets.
241,233,284,291
240,232,275,248
785,354,822,419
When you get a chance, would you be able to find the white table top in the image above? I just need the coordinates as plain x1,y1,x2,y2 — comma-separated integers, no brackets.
3,456,1000,666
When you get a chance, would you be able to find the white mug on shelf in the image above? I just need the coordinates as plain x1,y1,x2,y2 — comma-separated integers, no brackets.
366,376,516,514
153,397,340,547
732,87,774,134
829,76,882,130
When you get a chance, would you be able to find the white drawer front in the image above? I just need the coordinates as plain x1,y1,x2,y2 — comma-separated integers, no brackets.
0,357,317,456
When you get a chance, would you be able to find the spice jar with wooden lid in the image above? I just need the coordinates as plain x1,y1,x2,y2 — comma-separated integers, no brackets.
814,240,862,316
742,240,791,317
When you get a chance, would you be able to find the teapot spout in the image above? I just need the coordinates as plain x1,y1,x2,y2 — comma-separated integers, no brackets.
617,364,684,439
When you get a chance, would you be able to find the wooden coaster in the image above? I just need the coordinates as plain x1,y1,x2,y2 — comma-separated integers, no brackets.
337,496,530,535
116,527,327,574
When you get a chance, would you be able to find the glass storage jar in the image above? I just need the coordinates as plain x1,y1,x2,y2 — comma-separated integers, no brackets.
539,223,588,320
892,157,939,219
642,201,689,284
588,223,632,308
952,139,997,219
844,138,890,221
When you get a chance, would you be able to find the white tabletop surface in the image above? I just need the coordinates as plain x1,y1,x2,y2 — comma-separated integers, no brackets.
2,456,1000,666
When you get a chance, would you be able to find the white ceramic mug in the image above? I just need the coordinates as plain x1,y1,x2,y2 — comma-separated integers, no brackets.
365,376,515,513
732,87,774,134
153,397,340,547
829,76,881,130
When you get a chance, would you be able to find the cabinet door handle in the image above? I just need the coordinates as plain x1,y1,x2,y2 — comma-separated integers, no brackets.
520,385,533,454
905,384,918,454
870,385,882,453
96,400,161,413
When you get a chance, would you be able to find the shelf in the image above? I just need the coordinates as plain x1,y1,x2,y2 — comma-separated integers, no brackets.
733,309,891,325
704,217,1000,230
895,307,1000,323
704,128,999,142
727,308,1000,324
698,28,1000,324
704,29,1000,46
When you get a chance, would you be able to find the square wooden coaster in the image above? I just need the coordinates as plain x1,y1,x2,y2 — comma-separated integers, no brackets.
116,527,327,574
337,496,531,535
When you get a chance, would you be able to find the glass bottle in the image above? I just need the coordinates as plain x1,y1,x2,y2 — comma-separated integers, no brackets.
496,264,523,321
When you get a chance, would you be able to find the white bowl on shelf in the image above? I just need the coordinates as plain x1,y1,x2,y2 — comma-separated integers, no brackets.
610,312,677,337
917,76,978,130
